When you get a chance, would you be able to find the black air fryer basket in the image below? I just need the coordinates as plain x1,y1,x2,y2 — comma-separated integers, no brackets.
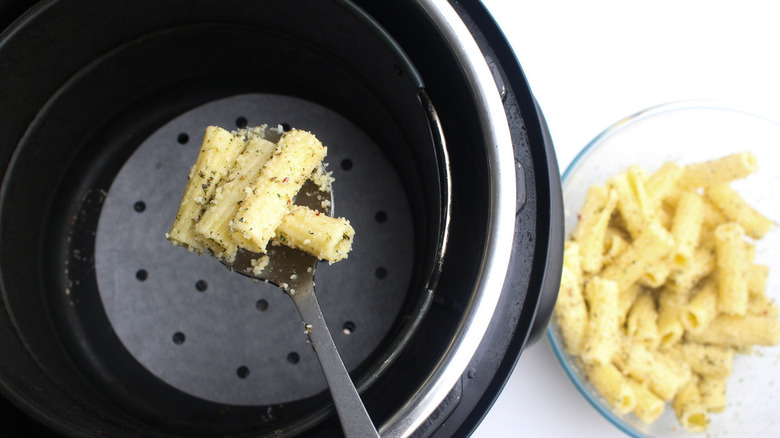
0,0,563,436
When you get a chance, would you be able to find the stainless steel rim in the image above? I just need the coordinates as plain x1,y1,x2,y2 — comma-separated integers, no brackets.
379,0,516,436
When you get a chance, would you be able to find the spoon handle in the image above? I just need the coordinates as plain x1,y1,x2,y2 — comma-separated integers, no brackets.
289,287,380,438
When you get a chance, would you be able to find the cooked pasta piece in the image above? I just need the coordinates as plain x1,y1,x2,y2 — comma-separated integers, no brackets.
670,190,704,267
639,256,672,289
625,292,660,349
194,132,278,258
608,167,651,239
168,126,247,253
231,129,327,252
555,242,589,355
714,223,748,316
679,151,758,188
673,377,709,433
705,183,773,239
273,205,354,263
627,377,666,424
600,222,675,292
685,314,780,347
617,283,643,326
603,226,630,265
748,291,779,318
656,202,675,229
667,247,715,293
657,288,687,348
698,375,727,413
676,342,734,378
614,338,691,401
681,278,718,334
699,197,728,241
743,239,757,263
587,363,636,415
745,263,777,317
645,161,684,208
573,186,619,274
581,277,620,365
563,239,583,281
746,263,769,296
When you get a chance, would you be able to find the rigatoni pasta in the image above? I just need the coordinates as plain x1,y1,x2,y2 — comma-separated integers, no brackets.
613,338,691,401
678,151,758,188
553,151,778,433
670,190,704,267
681,278,718,333
713,222,749,316
194,133,278,259
599,221,674,292
685,314,780,347
645,161,684,209
573,186,619,274
608,167,651,239
746,263,769,296
657,288,686,348
617,283,642,326
705,182,773,239
625,292,660,349
168,126,248,254
603,226,630,265
675,342,734,378
168,125,355,265
554,242,589,356
274,205,355,263
586,362,636,415
667,246,716,293
698,375,727,413
672,377,709,433
639,256,672,289
231,129,328,252
581,277,620,366
626,378,665,424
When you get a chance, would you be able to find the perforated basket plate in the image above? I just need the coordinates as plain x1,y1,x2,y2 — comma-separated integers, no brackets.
95,94,413,406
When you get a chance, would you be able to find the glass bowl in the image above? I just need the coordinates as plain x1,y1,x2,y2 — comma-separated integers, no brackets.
547,102,780,437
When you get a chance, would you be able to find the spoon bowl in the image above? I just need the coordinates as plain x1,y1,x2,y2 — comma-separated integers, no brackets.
222,177,379,438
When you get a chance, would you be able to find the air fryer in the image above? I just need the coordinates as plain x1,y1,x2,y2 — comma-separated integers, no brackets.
0,0,563,436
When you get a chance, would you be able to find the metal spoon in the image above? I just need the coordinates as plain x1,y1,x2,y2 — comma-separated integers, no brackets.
224,177,379,438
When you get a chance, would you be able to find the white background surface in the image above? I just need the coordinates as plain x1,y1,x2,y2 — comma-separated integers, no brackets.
473,1,780,437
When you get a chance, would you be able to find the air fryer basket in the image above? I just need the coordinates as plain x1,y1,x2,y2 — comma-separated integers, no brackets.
0,0,563,437
1,0,448,436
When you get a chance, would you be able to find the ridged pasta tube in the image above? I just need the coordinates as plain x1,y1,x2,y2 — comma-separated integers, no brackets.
273,205,354,263
168,126,247,253
231,129,327,252
195,134,278,259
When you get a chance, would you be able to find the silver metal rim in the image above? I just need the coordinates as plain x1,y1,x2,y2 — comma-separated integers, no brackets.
379,0,516,436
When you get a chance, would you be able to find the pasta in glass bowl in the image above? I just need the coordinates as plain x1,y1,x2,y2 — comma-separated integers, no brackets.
547,102,780,437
